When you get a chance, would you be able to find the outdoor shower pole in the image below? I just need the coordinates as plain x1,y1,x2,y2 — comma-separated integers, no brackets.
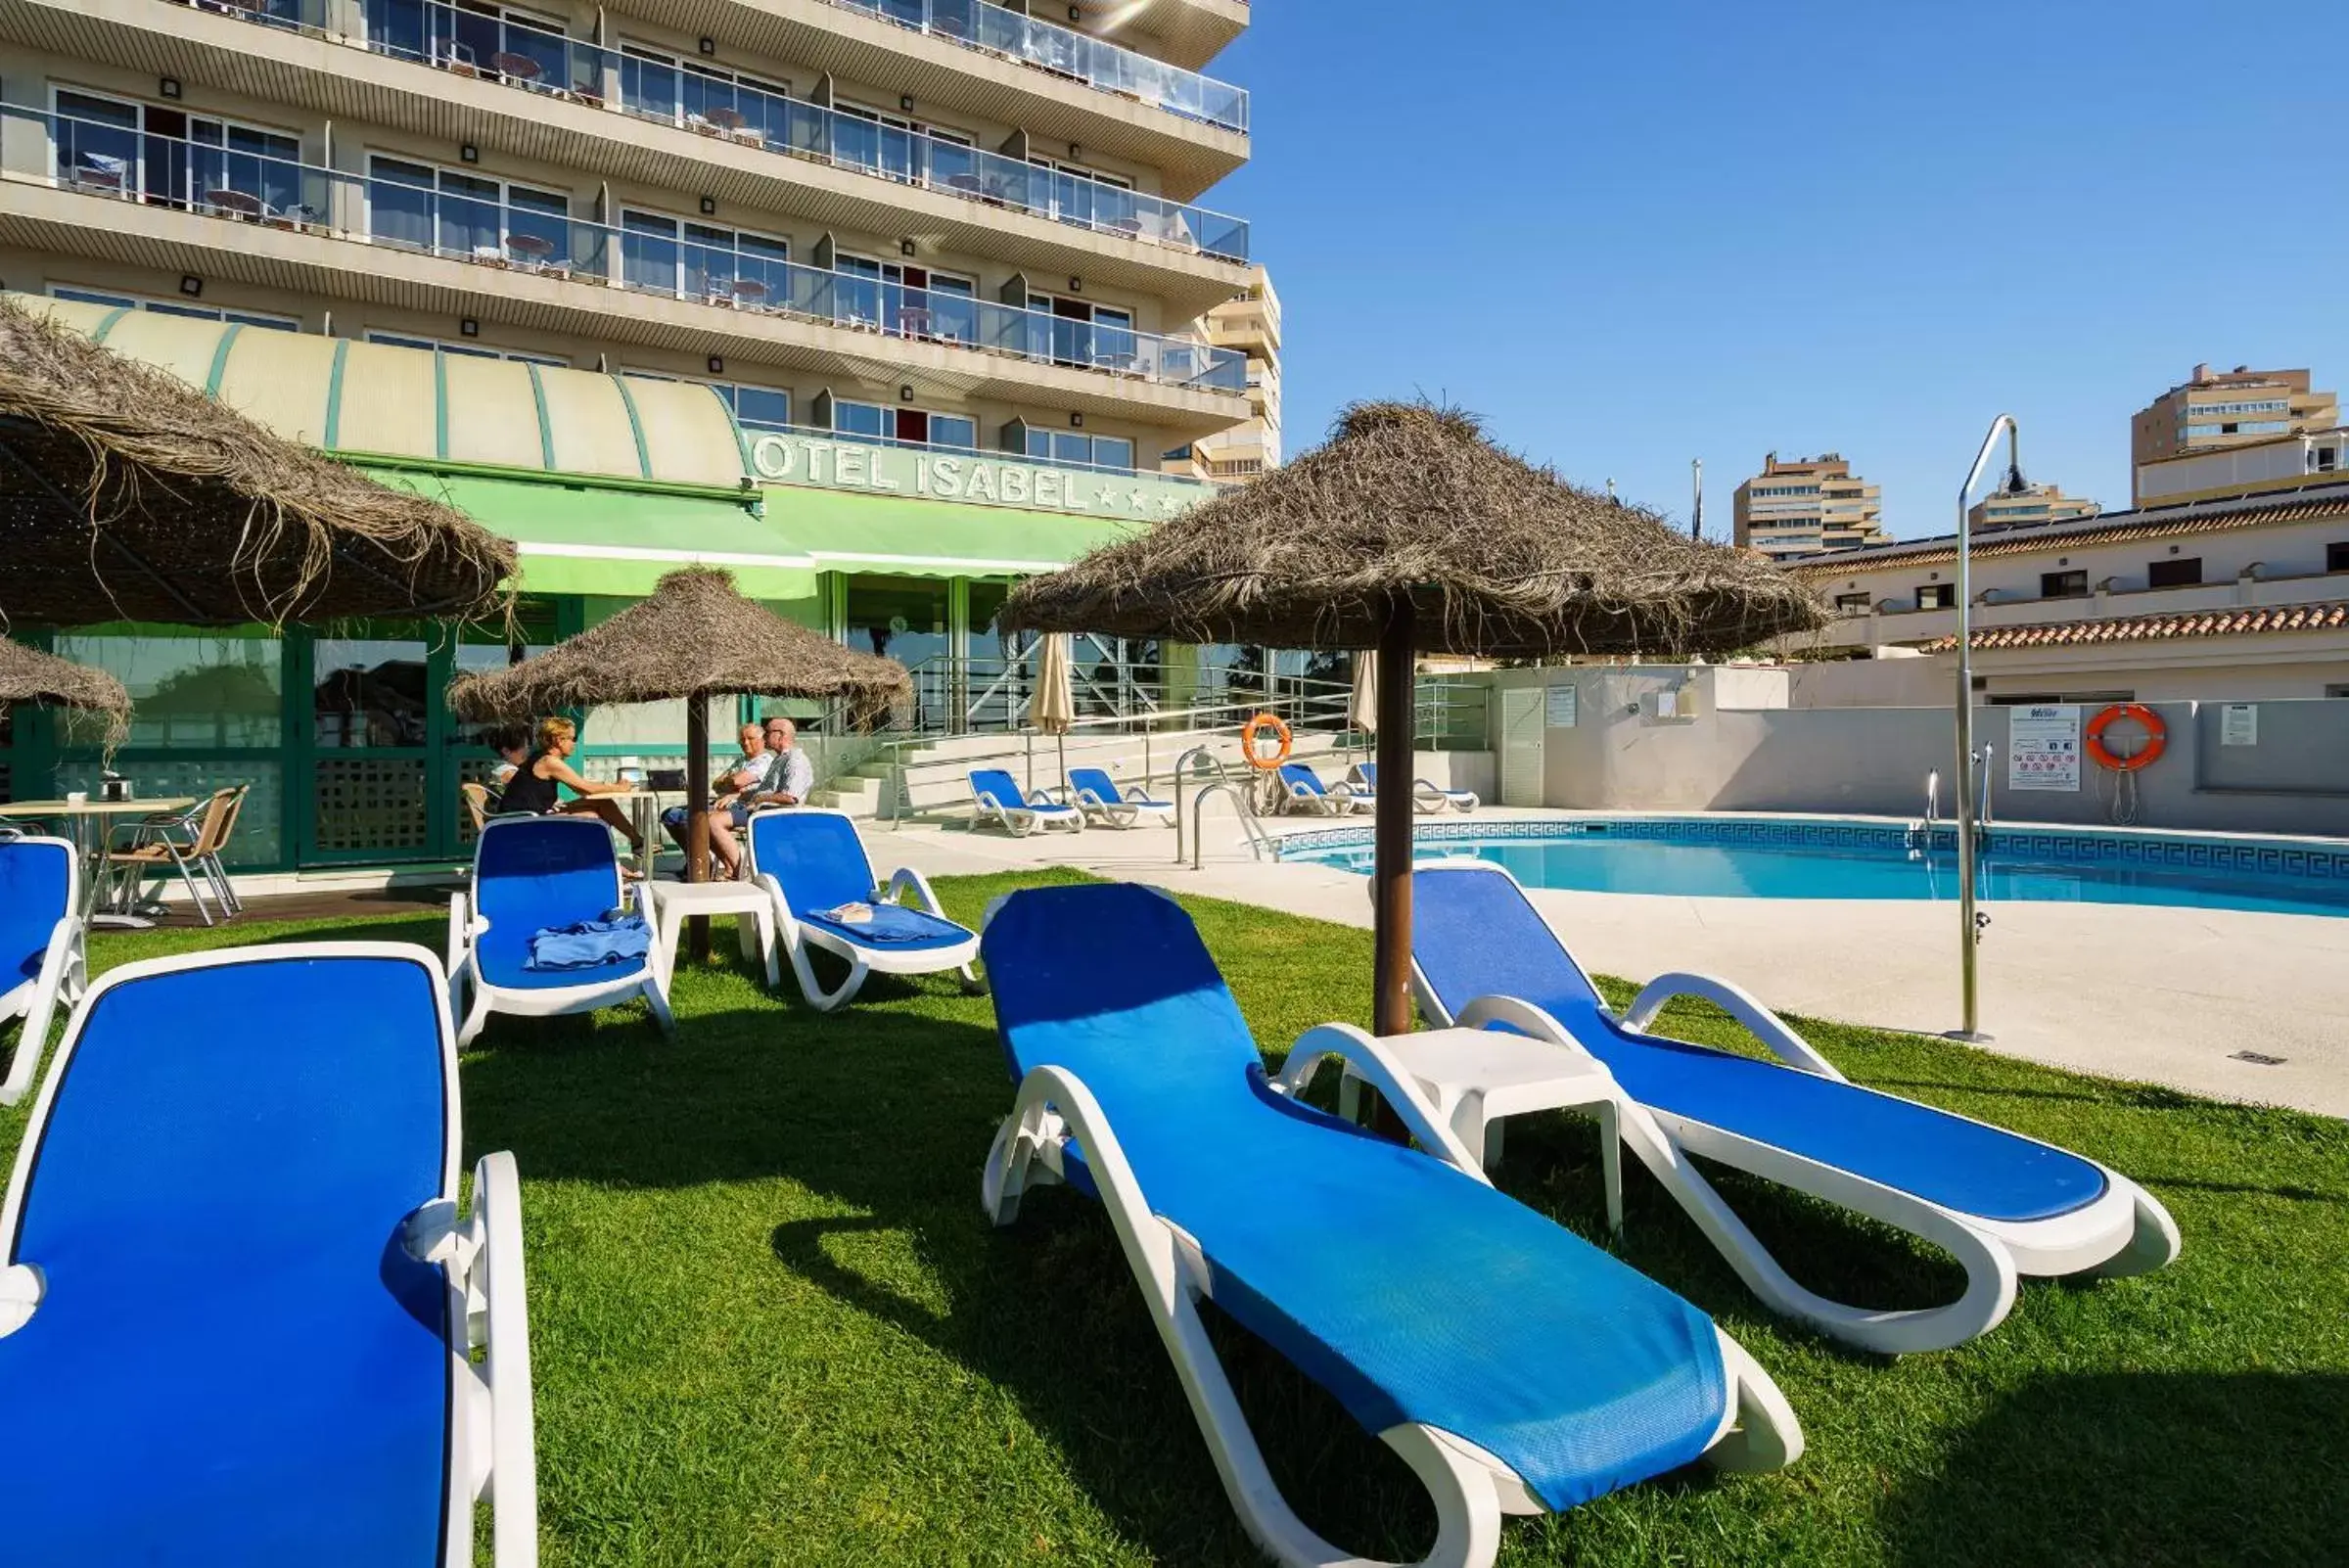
1952,414,2018,1041
1372,598,1417,1043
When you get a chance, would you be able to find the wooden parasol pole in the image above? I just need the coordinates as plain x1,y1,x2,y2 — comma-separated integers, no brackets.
684,693,712,962
1371,597,1417,1042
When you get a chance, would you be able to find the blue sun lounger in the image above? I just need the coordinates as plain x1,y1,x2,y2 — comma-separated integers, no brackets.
749,807,982,1010
970,768,1085,836
1353,761,1480,814
1410,860,2182,1354
449,814,672,1047
0,943,535,1565
0,835,84,1107
981,884,1799,1568
1276,762,1360,816
1067,766,1174,828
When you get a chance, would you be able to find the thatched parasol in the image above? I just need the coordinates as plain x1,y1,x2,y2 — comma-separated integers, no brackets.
0,294,514,626
1003,400,1827,1040
0,638,131,755
447,568,909,954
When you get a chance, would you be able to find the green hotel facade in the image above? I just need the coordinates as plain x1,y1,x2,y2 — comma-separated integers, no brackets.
0,0,1260,875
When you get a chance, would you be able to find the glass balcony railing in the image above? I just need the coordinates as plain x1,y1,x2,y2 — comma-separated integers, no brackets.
179,0,1252,261
10,103,1249,396
824,0,1248,134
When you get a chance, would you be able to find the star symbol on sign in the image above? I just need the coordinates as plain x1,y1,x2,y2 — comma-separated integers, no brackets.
1096,486,1124,510
1160,494,1186,515
1126,487,1151,511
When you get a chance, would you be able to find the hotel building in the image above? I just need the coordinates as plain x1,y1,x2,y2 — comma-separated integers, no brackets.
0,0,1260,870
1732,452,1889,561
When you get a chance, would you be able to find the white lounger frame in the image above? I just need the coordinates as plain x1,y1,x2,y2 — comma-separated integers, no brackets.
0,836,86,1107
1071,780,1176,829
0,943,537,1566
1413,860,2182,1356
447,817,674,1048
1282,770,1360,817
981,1022,1801,1568
751,807,983,1011
972,781,1086,837
1340,768,1480,816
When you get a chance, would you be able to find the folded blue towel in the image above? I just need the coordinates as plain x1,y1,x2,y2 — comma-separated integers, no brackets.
527,914,652,972
808,901,954,945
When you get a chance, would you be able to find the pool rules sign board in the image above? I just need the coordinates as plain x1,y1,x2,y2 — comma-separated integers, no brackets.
2008,704,2082,791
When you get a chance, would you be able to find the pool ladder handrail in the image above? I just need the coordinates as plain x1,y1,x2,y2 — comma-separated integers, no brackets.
1174,745,1277,868
1907,769,1941,854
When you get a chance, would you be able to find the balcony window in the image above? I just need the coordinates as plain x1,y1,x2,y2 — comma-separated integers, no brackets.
2146,558,2202,588
1025,430,1135,474
52,285,299,331
53,91,303,219
1916,583,1956,610
834,255,977,342
619,42,794,143
367,157,571,268
836,103,975,184
834,399,976,452
2041,570,2089,599
720,385,793,436
366,0,571,81
366,331,565,365
2328,542,2349,574
620,210,789,303
1832,592,1871,612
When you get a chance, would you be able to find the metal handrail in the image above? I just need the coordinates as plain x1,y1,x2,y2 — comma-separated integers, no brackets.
1186,780,1275,869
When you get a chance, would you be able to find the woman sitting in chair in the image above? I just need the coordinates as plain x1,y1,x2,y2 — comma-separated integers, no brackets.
495,715,645,857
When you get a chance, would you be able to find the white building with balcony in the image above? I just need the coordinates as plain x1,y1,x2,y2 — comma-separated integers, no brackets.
1787,483,2349,702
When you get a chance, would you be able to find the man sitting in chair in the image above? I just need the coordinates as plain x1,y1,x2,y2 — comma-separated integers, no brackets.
661,722,768,879
751,716,814,809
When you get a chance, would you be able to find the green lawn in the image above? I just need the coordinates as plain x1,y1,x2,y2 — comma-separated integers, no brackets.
5,871,2346,1566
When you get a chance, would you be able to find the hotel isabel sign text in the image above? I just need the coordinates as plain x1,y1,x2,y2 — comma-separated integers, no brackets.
750,432,1201,522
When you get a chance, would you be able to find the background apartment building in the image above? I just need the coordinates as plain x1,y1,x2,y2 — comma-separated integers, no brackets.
1732,451,1889,560
1967,480,2098,532
0,0,1265,871
1181,261,1279,483
2130,363,2338,502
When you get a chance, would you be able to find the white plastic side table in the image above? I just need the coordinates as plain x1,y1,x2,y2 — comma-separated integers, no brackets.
1337,1027,1624,1229
645,880,779,987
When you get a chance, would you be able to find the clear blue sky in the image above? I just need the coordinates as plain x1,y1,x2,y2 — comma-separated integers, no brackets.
1203,2,2344,539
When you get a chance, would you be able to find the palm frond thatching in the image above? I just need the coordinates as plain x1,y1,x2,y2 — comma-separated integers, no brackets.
1001,400,1827,656
0,638,130,753
447,567,909,719
0,294,515,627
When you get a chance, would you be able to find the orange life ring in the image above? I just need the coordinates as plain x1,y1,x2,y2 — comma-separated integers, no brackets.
2086,703,2166,772
1241,712,1293,771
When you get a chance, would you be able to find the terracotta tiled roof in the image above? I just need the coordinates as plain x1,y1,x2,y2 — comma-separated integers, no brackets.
1785,486,2349,576
1922,601,2349,651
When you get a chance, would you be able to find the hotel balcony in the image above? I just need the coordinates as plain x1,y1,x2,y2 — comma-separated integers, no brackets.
1204,292,1277,354
0,102,1250,432
1817,571,2349,654
721,0,1252,193
1070,0,1248,73
0,0,1253,316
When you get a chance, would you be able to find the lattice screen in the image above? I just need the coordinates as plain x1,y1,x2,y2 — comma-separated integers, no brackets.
311,758,428,853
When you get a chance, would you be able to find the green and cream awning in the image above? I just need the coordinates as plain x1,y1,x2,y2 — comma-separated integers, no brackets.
10,293,1198,598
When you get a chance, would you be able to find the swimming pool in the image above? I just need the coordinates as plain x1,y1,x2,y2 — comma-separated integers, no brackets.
1276,816,2349,918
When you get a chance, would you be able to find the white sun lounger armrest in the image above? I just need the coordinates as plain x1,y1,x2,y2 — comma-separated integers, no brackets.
1620,972,1843,1081
1273,1024,1494,1183
1453,994,1609,1068
397,1150,536,1562
626,881,670,992
882,864,950,919
0,1262,42,1337
2,911,84,1106
465,1151,537,1565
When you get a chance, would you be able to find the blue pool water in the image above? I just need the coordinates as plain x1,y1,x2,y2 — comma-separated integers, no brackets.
1280,820,2349,919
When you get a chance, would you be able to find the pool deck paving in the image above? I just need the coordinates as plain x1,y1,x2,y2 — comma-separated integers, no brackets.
866,807,2349,1120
